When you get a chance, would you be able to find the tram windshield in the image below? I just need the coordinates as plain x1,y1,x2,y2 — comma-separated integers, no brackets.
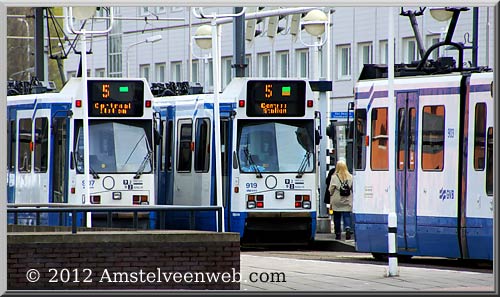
237,120,315,174
75,120,152,174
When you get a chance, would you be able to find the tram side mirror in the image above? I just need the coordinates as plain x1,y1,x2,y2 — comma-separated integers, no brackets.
315,130,321,145
70,151,75,170
232,151,239,169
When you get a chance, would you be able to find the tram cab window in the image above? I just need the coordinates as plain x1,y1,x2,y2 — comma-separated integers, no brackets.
34,117,49,173
421,105,445,171
474,103,487,170
354,109,367,171
18,118,32,173
370,108,388,170
486,127,493,196
177,121,193,172
7,120,16,172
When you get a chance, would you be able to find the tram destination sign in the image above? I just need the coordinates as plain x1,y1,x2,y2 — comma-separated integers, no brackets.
87,80,144,117
246,80,306,117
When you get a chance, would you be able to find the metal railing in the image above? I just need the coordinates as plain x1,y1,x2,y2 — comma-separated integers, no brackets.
7,204,223,234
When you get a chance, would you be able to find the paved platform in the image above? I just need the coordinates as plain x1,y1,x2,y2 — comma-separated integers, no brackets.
240,254,494,292
312,232,355,252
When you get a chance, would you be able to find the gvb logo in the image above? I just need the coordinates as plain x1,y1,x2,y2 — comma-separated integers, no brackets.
439,188,454,201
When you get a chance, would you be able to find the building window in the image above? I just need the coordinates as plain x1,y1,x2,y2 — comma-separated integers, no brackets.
177,120,192,172
95,68,105,77
208,59,214,88
244,55,251,77
474,103,487,170
171,7,183,13
156,7,166,14
108,15,122,77
194,118,211,173
403,37,418,64
140,7,150,16
171,62,182,82
222,57,232,88
358,42,372,75
155,63,165,82
337,44,351,80
276,51,289,77
380,40,388,64
354,109,367,171
191,60,199,83
421,105,445,171
67,71,76,78
139,64,150,82
296,49,308,78
258,53,270,77
370,107,388,170
426,34,441,61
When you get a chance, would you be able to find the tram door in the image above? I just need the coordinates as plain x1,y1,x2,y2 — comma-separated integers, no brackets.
50,116,69,203
395,91,419,252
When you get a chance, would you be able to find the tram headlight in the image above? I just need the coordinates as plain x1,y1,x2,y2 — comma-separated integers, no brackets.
247,201,256,209
302,201,311,209
112,192,122,200
275,191,284,199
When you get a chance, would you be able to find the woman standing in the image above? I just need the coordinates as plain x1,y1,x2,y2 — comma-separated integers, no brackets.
328,160,353,240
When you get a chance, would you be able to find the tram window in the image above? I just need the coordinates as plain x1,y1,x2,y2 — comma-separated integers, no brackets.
486,127,493,196
195,118,211,173
8,120,16,171
474,103,487,170
354,109,367,170
177,121,192,172
34,117,49,173
421,105,445,171
18,118,32,173
166,120,173,171
396,108,405,170
160,120,166,171
370,107,388,170
408,108,416,171
52,118,68,203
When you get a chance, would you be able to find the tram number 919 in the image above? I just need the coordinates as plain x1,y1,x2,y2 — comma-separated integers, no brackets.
246,183,257,189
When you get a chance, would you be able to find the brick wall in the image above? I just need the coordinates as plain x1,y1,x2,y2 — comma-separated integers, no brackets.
7,231,240,290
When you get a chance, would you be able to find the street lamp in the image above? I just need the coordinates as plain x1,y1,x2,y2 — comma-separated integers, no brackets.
192,25,213,90
429,7,454,22
299,9,329,80
125,35,162,77
194,25,212,50
299,9,331,223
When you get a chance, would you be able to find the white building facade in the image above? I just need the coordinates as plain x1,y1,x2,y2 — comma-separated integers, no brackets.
63,6,496,115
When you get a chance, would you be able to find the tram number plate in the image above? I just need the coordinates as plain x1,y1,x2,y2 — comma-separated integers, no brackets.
81,180,95,189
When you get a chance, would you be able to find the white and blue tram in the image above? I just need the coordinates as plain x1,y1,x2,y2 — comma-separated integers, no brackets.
7,77,157,226
154,78,320,242
352,63,493,260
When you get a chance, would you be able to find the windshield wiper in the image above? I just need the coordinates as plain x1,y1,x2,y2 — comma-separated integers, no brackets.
134,150,152,179
89,166,100,179
296,151,311,178
243,147,262,178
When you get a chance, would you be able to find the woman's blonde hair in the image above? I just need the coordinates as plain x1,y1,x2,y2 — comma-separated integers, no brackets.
334,160,352,181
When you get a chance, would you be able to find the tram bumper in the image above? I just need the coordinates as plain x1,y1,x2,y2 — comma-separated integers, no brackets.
245,211,312,231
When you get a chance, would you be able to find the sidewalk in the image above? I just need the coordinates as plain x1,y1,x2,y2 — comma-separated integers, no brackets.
240,254,494,292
